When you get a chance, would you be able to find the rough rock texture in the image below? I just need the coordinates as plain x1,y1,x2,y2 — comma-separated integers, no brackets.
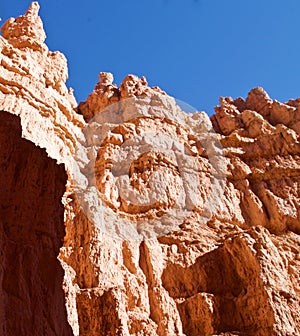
78,72,166,122
0,111,72,335
0,3,299,336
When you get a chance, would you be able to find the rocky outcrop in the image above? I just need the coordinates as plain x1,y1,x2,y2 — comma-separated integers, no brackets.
78,72,166,122
211,88,300,235
0,3,299,336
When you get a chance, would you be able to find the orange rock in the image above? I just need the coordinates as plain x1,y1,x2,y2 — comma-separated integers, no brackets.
0,3,299,336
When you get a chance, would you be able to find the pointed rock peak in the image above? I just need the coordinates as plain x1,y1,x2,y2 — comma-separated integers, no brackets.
1,2,46,49
25,2,41,18
98,72,114,86
246,87,272,115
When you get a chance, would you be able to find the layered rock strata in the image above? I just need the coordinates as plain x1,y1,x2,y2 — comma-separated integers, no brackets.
0,3,299,336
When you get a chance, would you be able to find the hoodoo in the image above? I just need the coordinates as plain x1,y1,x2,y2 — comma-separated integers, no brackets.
0,3,299,335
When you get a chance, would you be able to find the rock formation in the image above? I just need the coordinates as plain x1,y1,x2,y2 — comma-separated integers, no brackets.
0,3,299,336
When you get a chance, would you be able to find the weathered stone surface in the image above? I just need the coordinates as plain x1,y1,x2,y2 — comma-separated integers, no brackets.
78,72,167,122
0,3,299,336
0,2,84,168
0,111,72,335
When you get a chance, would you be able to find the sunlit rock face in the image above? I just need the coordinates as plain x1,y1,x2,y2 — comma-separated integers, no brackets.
0,3,299,336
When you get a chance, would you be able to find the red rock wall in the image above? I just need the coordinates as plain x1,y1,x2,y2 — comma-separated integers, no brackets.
0,111,72,335
0,3,299,336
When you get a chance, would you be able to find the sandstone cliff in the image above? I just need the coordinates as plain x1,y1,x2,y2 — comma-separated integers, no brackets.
0,3,299,336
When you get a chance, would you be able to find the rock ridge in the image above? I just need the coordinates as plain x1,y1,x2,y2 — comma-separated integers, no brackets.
0,3,299,336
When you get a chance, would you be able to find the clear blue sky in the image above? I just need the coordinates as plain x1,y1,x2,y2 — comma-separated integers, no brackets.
1,0,300,115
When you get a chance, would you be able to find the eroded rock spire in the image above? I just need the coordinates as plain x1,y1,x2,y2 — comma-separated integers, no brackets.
1,2,46,50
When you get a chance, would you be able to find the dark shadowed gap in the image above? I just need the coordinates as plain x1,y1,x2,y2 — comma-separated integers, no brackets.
0,111,73,335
